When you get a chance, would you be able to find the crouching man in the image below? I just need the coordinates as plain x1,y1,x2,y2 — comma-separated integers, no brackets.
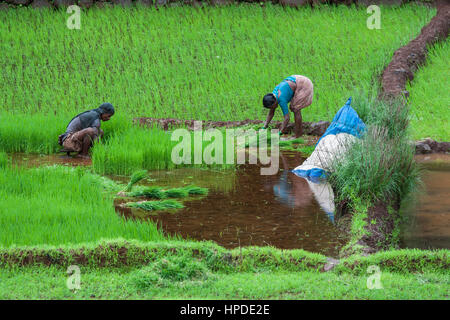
58,102,115,158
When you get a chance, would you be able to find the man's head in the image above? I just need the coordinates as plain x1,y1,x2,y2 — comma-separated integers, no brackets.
263,93,277,109
98,102,115,121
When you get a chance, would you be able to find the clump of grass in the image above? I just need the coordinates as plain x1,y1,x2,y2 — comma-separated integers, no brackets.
125,200,184,211
330,96,421,206
123,170,148,192
130,255,211,289
128,185,209,199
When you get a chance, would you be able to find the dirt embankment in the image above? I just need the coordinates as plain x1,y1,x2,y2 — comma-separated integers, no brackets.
381,0,450,99
134,117,331,136
345,0,450,255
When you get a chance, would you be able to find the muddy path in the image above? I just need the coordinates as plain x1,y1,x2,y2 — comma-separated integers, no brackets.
381,0,450,99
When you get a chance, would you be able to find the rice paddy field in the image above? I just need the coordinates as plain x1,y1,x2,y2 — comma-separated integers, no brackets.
0,3,448,302
407,39,450,141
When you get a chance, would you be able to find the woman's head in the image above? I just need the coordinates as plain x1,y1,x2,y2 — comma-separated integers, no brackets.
263,93,277,109
97,102,115,121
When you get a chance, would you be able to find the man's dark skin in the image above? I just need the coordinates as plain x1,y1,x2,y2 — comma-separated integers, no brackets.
263,100,303,138
78,113,112,158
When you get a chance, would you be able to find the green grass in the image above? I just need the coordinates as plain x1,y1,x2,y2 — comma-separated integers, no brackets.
2,266,448,300
0,5,434,123
0,165,175,247
407,40,450,141
0,151,7,168
0,4,435,175
0,241,447,299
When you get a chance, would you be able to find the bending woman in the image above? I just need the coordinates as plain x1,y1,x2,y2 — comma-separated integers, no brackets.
262,75,313,138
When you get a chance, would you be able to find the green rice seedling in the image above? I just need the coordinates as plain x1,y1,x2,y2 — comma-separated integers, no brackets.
88,173,125,193
0,5,434,124
128,185,208,199
0,165,173,247
128,186,167,199
125,200,184,211
164,188,189,199
406,40,450,141
123,170,148,192
0,112,65,154
0,151,7,168
184,185,209,196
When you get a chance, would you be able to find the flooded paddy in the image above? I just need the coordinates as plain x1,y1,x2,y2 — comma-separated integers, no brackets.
11,151,449,255
401,154,450,250
115,151,346,257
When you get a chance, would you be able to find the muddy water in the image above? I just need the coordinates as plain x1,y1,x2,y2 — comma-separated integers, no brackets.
401,155,450,250
10,153,92,167
116,151,347,257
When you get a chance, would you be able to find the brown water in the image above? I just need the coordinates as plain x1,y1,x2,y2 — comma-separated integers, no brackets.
116,152,347,257
401,155,450,250
10,153,92,167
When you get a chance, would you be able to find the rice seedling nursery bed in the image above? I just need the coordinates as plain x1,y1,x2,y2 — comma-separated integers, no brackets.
407,40,449,141
0,3,448,301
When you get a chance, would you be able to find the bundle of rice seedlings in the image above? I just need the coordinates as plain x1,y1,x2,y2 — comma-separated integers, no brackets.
164,188,189,198
125,200,184,211
184,185,209,196
123,170,148,192
128,186,166,199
